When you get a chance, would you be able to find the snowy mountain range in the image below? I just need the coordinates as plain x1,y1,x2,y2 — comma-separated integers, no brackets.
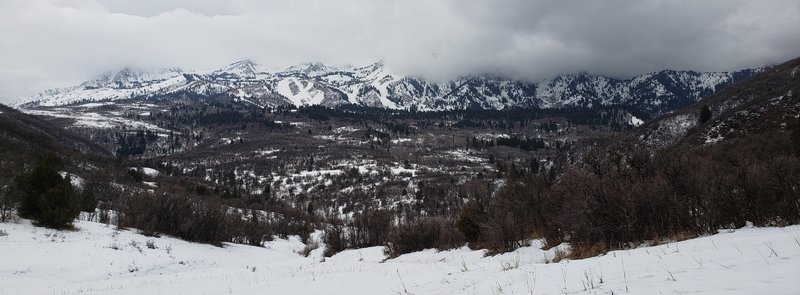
16,60,759,114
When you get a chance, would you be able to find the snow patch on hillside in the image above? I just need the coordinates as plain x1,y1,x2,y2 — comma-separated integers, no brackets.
140,167,159,177
58,172,84,189
277,78,325,106
643,113,697,149
21,108,167,131
629,115,644,127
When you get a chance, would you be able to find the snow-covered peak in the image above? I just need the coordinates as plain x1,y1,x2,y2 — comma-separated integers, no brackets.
80,67,184,89
352,61,388,76
282,62,337,77
214,59,263,78
112,68,137,83
17,67,188,107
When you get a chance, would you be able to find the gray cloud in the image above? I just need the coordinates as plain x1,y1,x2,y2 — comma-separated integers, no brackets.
1,0,799,103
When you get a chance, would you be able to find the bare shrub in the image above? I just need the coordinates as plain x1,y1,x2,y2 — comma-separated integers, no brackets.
564,243,608,261
349,210,393,248
0,190,17,223
227,209,273,247
0,161,20,223
114,192,228,245
322,221,347,257
455,131,799,258
384,217,464,258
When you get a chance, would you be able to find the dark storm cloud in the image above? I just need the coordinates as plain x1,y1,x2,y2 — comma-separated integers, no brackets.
1,0,798,103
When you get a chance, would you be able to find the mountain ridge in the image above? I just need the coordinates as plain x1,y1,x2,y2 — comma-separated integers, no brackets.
16,60,760,114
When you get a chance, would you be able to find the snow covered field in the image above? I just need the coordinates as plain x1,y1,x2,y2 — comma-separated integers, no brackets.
1,219,798,295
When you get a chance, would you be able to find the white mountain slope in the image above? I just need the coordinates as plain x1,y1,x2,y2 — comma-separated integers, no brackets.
213,59,263,79
1,218,798,294
20,68,188,107
276,77,326,106
15,60,759,114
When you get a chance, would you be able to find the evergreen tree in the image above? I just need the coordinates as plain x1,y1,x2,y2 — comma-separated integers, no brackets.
455,200,486,244
35,179,79,228
79,187,98,213
529,158,540,174
699,105,712,123
16,156,79,229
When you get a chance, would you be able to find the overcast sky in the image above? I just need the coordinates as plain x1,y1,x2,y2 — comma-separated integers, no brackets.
1,0,799,104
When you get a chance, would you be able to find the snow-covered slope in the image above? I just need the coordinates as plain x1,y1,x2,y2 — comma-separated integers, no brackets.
1,218,798,294
16,60,758,114
20,68,188,107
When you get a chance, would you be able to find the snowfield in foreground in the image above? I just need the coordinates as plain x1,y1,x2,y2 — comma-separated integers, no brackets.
1,220,798,295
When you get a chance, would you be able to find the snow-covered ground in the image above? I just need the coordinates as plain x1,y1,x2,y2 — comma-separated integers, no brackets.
1,219,798,295
21,108,168,131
